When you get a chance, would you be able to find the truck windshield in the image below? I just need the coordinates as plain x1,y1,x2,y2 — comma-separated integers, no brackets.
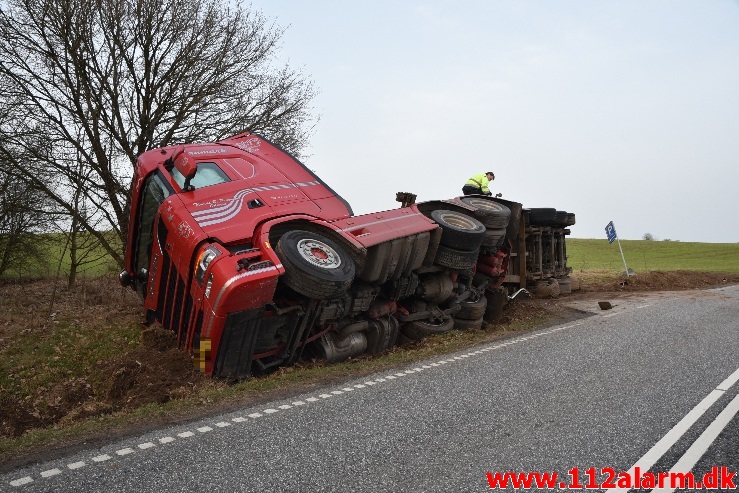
134,173,171,298
170,162,229,190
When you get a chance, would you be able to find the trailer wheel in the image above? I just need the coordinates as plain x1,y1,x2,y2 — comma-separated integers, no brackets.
400,316,454,340
276,230,355,299
459,197,511,229
456,296,487,320
528,208,557,226
433,244,479,270
430,209,486,250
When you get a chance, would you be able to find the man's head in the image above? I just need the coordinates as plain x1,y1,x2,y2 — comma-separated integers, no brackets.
486,172,495,180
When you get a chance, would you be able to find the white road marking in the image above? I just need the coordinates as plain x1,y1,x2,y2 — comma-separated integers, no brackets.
651,393,739,493
606,366,739,493
10,477,32,486
7,318,587,489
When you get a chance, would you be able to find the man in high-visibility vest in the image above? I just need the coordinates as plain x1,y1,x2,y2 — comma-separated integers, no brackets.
463,171,496,196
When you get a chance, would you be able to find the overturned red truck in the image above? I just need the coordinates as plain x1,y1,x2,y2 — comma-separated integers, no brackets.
120,133,575,379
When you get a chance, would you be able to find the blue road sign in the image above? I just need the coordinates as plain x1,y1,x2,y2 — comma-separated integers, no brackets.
605,221,617,244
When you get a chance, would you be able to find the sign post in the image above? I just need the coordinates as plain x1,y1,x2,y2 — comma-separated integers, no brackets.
605,221,632,276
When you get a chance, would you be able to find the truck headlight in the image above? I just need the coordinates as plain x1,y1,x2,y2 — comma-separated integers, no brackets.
195,245,221,285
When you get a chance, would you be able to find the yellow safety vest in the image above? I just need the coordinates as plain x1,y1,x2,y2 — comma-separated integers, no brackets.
465,173,491,194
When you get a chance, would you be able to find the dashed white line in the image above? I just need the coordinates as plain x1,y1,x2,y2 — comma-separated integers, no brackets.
8,320,584,489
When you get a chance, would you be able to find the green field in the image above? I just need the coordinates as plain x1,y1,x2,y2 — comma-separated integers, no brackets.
1,232,120,279
567,238,739,274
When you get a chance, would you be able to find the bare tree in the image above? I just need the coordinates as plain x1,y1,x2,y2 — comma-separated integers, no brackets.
642,233,654,241
0,170,55,277
0,0,318,266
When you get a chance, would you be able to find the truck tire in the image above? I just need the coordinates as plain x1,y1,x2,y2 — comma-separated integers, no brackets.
554,210,569,227
565,213,576,226
456,296,487,320
482,228,506,248
433,244,479,270
430,209,486,250
528,208,557,226
276,230,356,299
558,278,572,294
400,316,454,340
453,316,484,330
459,197,511,229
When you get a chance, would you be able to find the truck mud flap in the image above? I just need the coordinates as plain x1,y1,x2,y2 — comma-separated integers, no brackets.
212,308,264,381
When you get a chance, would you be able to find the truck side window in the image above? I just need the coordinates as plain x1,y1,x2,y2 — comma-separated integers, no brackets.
170,162,230,190
134,173,170,296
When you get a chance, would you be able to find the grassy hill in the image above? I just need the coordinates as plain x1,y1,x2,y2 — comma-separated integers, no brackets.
566,238,739,274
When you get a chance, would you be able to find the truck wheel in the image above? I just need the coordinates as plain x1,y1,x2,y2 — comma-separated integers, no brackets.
430,209,486,250
433,244,479,270
276,230,356,299
482,228,506,248
456,296,487,320
453,316,484,330
459,197,511,229
400,316,454,340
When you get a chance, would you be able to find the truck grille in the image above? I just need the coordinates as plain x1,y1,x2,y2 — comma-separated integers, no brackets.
159,249,200,349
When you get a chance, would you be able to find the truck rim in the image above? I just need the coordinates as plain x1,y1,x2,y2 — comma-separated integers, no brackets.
297,238,342,269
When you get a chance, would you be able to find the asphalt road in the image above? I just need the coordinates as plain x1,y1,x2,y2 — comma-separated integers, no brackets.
4,285,738,492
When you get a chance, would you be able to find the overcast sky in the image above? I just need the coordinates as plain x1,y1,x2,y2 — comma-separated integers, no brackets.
248,0,739,243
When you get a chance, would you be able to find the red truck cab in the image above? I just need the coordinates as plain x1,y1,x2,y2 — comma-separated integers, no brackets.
122,133,519,379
